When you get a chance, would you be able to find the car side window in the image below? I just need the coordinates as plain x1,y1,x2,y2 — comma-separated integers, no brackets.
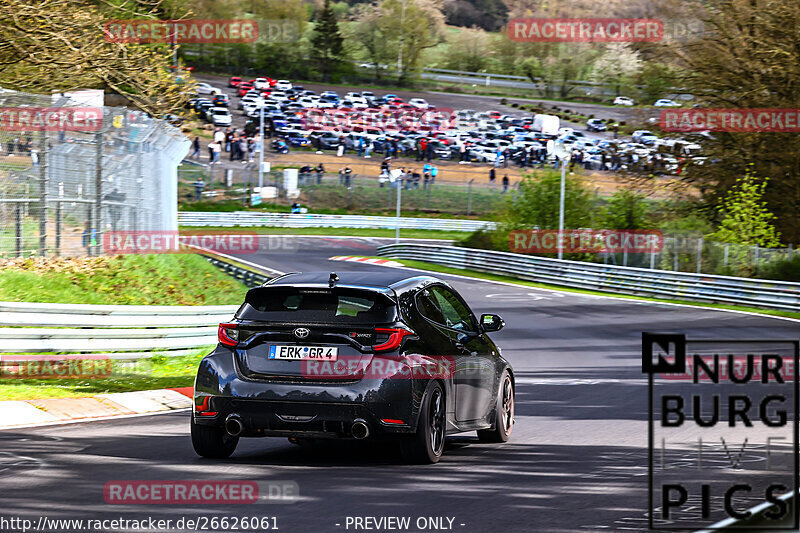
415,289,445,325
429,286,475,332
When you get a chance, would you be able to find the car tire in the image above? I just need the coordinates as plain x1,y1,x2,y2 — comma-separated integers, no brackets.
400,382,446,464
477,370,514,443
191,416,239,459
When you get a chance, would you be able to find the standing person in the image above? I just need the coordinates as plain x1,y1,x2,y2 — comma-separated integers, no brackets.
207,140,215,162
338,167,345,185
426,141,433,162
343,165,353,187
502,147,510,168
190,136,200,160
229,135,239,161
316,163,325,183
225,129,234,152
238,136,247,162
494,148,502,168
357,137,365,157
412,169,421,189
488,167,496,188
364,139,373,158
381,157,391,175
429,165,438,186
214,128,225,148
502,174,509,193
337,136,346,157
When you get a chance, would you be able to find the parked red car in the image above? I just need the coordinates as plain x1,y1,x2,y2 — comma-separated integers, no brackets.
228,76,242,88
237,83,254,97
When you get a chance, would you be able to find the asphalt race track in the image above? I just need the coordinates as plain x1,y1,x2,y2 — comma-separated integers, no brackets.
1,236,798,532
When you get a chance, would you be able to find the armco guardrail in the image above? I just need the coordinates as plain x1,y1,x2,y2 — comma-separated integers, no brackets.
0,302,237,359
376,243,800,312
0,253,277,360
178,211,496,232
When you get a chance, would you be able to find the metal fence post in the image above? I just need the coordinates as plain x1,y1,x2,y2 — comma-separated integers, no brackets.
55,201,62,256
696,237,703,273
673,238,679,271
467,179,473,216
650,248,656,269
15,203,22,257
94,131,104,256
724,244,729,268
38,131,48,256
754,244,759,273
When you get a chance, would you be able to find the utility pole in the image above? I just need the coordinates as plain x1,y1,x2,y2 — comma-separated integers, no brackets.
259,106,265,189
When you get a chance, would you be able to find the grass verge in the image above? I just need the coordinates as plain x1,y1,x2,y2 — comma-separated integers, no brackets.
0,350,208,401
0,254,248,305
389,258,800,321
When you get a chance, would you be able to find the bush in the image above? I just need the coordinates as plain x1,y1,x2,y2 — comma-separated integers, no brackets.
500,98,508,105
756,255,800,282
457,228,507,251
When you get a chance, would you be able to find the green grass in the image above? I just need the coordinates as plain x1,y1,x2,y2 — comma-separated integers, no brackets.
0,350,208,401
179,225,463,241
389,258,800,321
0,254,248,305
178,181,506,217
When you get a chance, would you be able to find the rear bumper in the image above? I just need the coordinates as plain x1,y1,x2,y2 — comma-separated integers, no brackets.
193,398,413,438
193,346,427,438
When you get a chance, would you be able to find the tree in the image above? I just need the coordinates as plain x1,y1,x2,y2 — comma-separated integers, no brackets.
310,0,345,82
602,189,652,230
439,27,488,72
376,0,446,85
503,171,595,230
709,168,781,248
668,0,800,242
0,0,191,115
589,43,642,97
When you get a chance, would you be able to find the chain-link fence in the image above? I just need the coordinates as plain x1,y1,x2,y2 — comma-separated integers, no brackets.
0,90,189,257
600,236,797,278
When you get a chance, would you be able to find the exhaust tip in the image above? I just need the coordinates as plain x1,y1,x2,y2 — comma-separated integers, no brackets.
225,414,244,437
352,419,369,440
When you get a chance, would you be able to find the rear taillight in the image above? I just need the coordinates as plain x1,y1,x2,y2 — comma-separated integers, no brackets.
218,323,239,347
373,328,414,352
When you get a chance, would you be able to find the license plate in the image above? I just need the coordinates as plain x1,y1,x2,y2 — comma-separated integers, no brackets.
268,345,338,361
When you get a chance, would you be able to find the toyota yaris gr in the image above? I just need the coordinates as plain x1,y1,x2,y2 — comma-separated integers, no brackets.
191,271,514,463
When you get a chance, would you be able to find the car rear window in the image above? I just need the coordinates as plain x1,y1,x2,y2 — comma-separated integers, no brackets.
237,287,397,324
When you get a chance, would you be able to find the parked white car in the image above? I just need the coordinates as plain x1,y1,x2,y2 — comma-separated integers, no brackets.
196,82,221,95
209,107,232,126
408,98,429,109
253,78,270,90
654,99,681,107
275,80,292,91
613,96,635,106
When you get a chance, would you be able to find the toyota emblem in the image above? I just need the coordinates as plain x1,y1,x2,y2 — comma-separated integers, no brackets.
293,328,310,339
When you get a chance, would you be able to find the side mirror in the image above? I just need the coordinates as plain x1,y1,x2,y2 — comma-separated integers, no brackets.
480,314,505,333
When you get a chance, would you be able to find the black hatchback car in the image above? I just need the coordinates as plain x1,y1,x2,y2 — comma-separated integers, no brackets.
191,271,514,463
